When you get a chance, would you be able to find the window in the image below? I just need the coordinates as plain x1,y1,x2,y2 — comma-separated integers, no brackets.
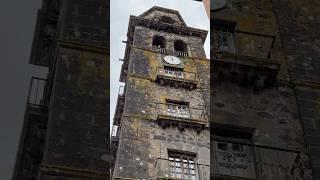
213,20,236,53
214,28,235,53
215,139,253,172
166,100,190,118
212,125,256,179
168,150,197,180
164,66,184,78
174,40,188,52
152,35,165,48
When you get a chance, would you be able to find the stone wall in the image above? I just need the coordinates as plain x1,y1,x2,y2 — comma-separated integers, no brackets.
114,118,210,179
133,26,207,59
38,0,109,179
113,9,209,179
212,0,315,179
272,0,320,179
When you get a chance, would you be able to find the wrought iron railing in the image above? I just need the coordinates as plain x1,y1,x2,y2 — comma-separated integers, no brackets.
111,125,119,140
155,103,207,124
174,50,189,57
153,158,210,180
27,77,48,108
118,85,125,97
150,46,189,57
156,68,197,82
212,139,303,179
152,46,167,54
113,85,126,125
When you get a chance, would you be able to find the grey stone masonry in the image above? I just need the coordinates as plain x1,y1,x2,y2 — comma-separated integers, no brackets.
112,6,210,179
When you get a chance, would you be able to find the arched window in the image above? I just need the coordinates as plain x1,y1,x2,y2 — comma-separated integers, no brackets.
174,40,187,52
152,36,165,48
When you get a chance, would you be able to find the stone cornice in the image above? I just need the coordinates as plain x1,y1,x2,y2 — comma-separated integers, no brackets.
127,16,208,43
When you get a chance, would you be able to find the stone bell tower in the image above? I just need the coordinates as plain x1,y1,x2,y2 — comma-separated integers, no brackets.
111,6,210,179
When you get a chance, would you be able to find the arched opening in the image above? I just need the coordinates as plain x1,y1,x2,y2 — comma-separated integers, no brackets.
174,40,188,52
152,36,165,48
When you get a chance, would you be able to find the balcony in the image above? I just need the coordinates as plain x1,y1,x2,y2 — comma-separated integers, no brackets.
152,46,167,54
111,125,120,142
213,57,280,90
174,50,188,57
113,85,126,125
153,158,210,180
149,46,189,58
111,125,120,175
30,6,60,67
27,77,48,113
213,30,280,65
14,77,49,180
156,67,197,90
155,103,207,131
213,30,282,89
212,139,302,179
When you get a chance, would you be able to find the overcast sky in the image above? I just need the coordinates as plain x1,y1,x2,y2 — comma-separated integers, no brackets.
0,0,47,179
110,0,210,129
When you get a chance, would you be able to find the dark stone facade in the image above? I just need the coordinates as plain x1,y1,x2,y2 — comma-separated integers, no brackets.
272,1,320,178
212,0,319,179
12,0,109,179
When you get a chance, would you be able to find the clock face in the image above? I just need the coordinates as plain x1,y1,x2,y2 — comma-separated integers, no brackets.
211,0,227,11
164,56,181,65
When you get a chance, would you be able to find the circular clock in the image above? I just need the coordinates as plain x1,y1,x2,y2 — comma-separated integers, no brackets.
164,56,181,65
211,0,227,11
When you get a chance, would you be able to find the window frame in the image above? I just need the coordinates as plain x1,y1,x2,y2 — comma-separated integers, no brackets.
168,150,197,180
166,100,190,119
213,20,237,54
163,66,184,78
152,35,166,49
173,40,188,53
212,125,256,179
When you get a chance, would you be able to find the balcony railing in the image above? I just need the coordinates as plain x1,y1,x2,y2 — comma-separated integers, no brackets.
153,158,210,180
155,103,207,125
212,139,303,179
118,85,125,97
174,50,188,57
27,77,48,108
157,68,196,81
152,46,167,54
150,46,190,57
212,31,280,88
111,125,120,141
156,68,197,89
113,85,126,125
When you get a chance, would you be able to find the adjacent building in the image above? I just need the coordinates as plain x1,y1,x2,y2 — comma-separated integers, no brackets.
211,0,319,179
12,0,109,179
